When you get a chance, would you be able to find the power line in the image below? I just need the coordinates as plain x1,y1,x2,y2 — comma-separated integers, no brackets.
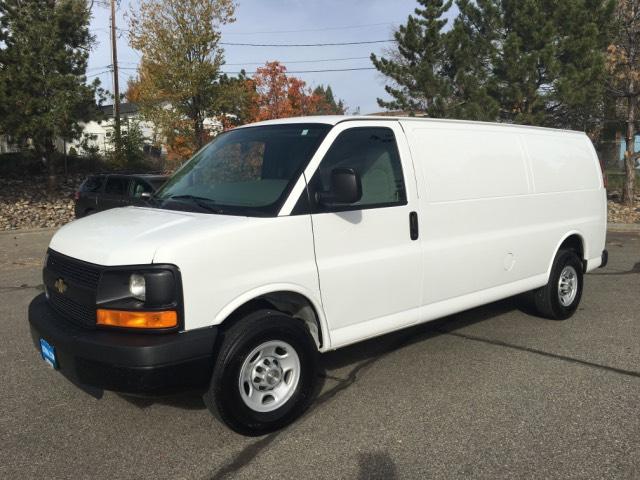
116,66,376,74
222,22,397,35
116,57,372,67
220,40,393,47
98,22,399,36
87,64,112,71
238,67,376,74
86,69,112,78
225,56,371,66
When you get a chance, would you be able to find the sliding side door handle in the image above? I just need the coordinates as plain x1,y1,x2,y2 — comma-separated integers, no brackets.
409,211,419,241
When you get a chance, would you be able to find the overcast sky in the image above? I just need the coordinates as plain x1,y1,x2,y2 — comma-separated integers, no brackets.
88,0,427,114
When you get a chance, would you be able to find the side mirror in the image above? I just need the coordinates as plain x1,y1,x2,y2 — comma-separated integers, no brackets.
317,168,362,207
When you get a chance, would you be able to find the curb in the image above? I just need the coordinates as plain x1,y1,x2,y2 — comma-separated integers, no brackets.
0,227,58,236
608,223,640,233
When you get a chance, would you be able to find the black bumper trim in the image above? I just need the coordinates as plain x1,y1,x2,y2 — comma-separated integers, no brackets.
28,294,217,395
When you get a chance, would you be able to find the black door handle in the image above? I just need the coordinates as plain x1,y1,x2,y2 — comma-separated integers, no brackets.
409,211,419,240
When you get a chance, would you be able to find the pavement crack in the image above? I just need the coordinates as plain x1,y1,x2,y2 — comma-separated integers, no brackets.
440,330,640,379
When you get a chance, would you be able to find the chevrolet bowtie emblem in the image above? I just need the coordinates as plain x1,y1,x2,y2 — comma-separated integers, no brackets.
54,278,68,295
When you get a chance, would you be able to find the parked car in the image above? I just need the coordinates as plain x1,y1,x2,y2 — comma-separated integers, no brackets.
30,116,607,436
74,174,168,218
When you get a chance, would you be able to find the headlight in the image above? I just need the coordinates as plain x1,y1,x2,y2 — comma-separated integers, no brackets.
129,273,146,301
95,266,182,330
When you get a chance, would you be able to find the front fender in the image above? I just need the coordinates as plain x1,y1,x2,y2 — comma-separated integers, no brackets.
213,283,331,350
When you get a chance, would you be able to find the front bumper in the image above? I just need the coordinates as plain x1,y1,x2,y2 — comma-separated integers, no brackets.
28,293,217,395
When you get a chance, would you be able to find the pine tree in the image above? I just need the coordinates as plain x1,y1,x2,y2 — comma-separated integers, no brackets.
373,0,614,130
443,0,501,120
484,0,614,128
0,0,100,189
313,85,347,114
550,0,615,131
371,0,454,116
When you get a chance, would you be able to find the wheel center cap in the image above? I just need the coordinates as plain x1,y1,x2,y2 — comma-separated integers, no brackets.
266,370,280,385
252,356,283,390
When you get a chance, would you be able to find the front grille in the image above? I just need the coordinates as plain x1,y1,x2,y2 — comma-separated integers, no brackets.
47,250,101,290
46,250,102,328
49,290,96,327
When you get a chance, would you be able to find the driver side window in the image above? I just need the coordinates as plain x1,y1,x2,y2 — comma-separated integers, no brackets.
308,127,407,212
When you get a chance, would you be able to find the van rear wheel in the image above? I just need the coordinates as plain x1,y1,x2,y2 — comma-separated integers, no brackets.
203,310,318,436
531,249,583,320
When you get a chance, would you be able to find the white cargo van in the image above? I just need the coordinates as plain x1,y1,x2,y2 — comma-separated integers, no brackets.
29,116,608,435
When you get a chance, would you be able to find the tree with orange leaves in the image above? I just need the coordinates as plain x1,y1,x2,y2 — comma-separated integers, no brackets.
252,61,345,121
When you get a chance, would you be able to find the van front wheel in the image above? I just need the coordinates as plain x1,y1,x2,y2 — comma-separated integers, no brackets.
204,310,318,436
532,249,584,320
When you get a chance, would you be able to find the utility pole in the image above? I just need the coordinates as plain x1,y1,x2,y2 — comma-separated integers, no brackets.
110,0,122,157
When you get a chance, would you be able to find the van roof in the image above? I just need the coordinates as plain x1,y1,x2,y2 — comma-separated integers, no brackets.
241,115,586,136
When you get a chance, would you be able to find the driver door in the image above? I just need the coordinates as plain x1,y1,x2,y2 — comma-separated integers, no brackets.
304,122,423,348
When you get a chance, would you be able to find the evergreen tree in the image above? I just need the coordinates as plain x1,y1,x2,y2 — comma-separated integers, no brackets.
313,85,347,114
212,71,259,129
443,0,501,120
371,0,453,116
0,0,100,189
373,0,614,130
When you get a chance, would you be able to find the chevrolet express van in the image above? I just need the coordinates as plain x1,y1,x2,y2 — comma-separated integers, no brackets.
29,116,608,435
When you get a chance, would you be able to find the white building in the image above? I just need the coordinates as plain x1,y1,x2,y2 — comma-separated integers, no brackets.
1,103,224,157
71,103,159,155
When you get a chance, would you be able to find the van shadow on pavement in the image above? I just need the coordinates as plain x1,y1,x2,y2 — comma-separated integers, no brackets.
117,297,519,414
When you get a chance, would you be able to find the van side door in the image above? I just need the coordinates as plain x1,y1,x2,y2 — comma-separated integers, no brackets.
301,121,422,348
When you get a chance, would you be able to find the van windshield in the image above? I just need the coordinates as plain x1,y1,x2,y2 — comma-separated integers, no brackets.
153,124,331,216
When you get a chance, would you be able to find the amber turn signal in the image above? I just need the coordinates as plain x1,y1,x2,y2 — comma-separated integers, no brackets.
97,309,177,329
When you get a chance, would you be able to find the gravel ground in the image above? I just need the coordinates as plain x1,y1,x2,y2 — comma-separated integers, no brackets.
0,175,82,230
0,229,639,479
0,175,639,230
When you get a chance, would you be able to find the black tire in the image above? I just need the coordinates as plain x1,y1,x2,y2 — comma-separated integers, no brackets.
531,249,584,320
203,310,318,436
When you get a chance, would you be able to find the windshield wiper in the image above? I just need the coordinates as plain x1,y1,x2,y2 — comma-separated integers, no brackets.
163,194,224,214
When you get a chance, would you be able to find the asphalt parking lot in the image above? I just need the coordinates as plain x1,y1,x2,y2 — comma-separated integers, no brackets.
1,229,639,479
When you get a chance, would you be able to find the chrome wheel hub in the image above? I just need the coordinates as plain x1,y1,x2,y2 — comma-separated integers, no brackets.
238,340,300,413
252,356,283,390
558,265,578,307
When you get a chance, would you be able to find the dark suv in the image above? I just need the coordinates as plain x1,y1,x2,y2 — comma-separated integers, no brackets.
74,174,168,218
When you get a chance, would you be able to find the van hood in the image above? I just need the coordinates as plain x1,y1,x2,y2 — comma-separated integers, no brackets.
49,206,253,266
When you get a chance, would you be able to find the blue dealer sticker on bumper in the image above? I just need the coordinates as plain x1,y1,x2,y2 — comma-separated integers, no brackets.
39,338,58,369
